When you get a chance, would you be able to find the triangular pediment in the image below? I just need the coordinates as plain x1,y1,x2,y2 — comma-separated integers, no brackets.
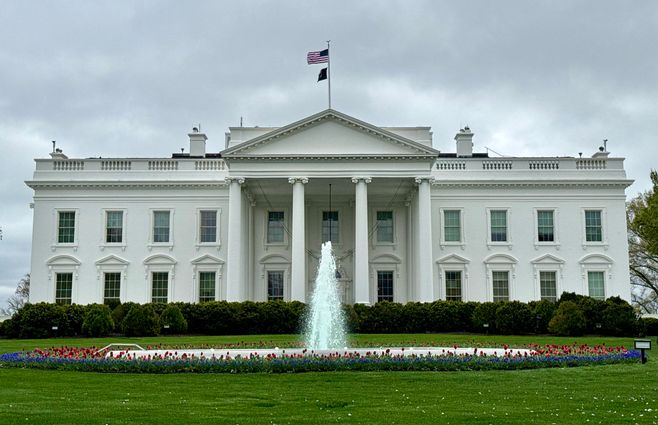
531,253,565,265
222,109,439,160
190,254,224,265
436,254,471,264
95,254,130,266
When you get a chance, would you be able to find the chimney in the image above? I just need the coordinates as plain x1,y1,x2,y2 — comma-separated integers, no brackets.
455,126,473,157
188,127,208,157
49,141,68,159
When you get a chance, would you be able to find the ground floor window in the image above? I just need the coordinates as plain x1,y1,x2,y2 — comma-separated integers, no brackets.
492,271,509,302
445,271,462,301
377,271,394,302
103,272,121,304
199,271,216,302
55,273,73,305
539,271,557,302
587,271,605,300
151,272,168,303
267,271,284,301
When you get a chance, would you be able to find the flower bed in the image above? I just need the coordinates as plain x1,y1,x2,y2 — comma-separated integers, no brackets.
0,344,639,374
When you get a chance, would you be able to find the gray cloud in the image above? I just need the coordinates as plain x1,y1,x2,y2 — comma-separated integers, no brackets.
1,0,656,307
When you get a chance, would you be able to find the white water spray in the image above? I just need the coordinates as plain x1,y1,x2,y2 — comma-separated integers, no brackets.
304,241,347,350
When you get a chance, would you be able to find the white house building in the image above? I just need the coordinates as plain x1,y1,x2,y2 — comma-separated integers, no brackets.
26,109,633,306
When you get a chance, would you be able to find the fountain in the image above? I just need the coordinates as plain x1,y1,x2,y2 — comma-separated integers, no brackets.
303,241,347,350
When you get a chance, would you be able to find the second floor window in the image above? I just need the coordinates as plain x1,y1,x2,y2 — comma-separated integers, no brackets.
376,211,394,243
490,210,508,242
443,210,461,242
537,210,554,242
153,211,170,243
267,211,285,243
322,211,339,243
57,211,75,243
105,211,123,243
199,210,217,243
585,210,603,242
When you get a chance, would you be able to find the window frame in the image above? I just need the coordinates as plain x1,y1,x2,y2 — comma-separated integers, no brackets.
196,208,221,249
587,271,606,300
444,270,463,301
375,210,395,245
55,272,74,305
582,208,608,248
266,270,285,301
53,208,79,249
103,271,122,304
149,209,174,248
491,270,510,302
486,208,512,247
538,270,558,302
100,209,127,249
151,271,169,303
534,208,559,248
376,270,394,303
440,208,464,247
198,271,217,302
265,209,288,246
321,209,341,245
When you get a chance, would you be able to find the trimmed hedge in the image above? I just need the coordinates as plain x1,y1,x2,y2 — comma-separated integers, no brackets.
1,292,641,339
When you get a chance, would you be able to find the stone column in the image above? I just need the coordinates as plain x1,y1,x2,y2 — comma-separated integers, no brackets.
289,177,308,302
225,177,245,301
352,177,371,304
415,177,434,302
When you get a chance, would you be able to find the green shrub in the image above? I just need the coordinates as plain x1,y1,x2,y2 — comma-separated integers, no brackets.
10,303,67,338
111,302,137,332
601,298,637,336
81,304,114,337
62,304,86,336
400,302,430,333
122,304,160,336
548,301,586,336
495,301,533,335
159,304,188,334
472,302,500,333
528,300,557,334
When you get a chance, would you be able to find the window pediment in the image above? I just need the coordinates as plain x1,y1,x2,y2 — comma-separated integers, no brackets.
143,254,177,266
46,254,81,266
95,254,130,266
371,253,402,264
530,253,565,265
483,253,518,264
579,253,613,265
191,254,224,265
436,253,470,264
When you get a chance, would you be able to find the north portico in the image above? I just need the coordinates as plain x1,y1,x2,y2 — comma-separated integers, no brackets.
26,109,633,306
221,109,440,304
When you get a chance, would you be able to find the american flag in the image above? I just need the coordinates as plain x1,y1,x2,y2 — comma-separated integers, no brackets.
307,49,329,64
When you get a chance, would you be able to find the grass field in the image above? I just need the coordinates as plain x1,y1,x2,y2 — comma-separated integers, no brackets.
1,334,656,424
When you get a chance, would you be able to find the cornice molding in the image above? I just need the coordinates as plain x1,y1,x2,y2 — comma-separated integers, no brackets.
430,180,633,189
25,180,229,190
223,154,437,161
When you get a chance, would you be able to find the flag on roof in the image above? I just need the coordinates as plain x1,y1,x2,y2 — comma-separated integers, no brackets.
307,49,329,64
317,68,327,81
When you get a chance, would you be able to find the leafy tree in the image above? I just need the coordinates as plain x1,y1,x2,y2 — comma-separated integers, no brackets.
628,171,658,313
1,274,29,316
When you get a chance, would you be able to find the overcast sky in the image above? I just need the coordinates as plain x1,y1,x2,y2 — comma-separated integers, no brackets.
0,0,656,309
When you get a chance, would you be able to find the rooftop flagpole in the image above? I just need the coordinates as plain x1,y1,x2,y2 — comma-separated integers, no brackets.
327,40,331,109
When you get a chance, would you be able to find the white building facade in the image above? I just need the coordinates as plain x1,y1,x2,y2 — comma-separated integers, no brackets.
26,109,633,306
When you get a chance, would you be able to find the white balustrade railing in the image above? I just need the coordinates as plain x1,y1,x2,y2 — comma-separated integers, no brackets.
101,160,132,171
148,160,179,171
53,160,84,171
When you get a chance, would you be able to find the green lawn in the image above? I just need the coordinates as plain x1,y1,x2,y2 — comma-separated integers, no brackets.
1,334,656,424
